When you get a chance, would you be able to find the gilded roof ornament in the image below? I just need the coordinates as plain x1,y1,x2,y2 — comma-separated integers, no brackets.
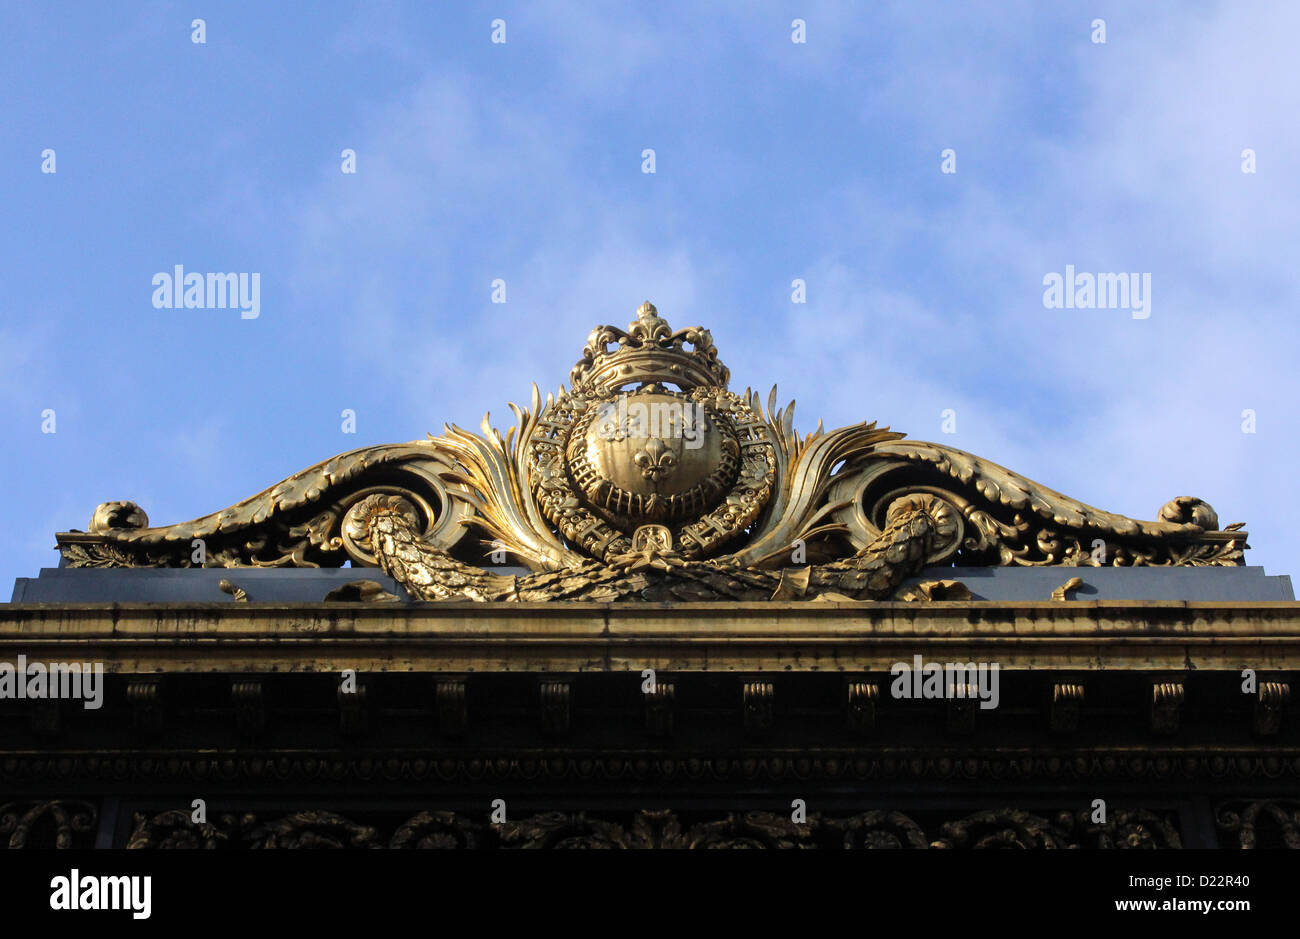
56,303,1248,601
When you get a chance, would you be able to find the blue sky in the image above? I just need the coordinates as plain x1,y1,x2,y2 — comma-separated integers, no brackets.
2,0,1296,586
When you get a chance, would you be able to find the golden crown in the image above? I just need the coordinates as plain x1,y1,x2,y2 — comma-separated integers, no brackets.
568,301,730,394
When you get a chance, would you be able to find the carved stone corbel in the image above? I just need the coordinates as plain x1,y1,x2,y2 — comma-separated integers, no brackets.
126,679,163,736
1050,682,1084,734
1254,681,1290,737
436,679,467,736
1150,681,1185,735
644,681,675,737
540,681,570,736
743,681,774,736
338,682,369,737
231,680,265,737
846,681,878,734
946,685,977,735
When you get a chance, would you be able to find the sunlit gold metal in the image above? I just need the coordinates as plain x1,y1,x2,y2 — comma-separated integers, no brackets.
57,302,1247,601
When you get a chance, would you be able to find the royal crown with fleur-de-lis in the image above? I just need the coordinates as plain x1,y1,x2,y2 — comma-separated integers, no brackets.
569,301,730,394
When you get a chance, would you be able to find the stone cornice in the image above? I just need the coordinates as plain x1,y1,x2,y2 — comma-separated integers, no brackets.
1,600,1298,673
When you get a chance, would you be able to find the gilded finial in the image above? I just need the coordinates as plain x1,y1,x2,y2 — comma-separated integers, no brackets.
625,300,673,344
633,300,668,335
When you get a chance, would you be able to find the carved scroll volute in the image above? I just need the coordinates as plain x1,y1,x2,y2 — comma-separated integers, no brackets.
337,475,474,567
831,441,1246,568
880,493,964,565
830,462,968,566
58,442,478,570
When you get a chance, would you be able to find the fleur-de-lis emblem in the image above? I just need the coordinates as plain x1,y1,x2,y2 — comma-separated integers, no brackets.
634,437,677,482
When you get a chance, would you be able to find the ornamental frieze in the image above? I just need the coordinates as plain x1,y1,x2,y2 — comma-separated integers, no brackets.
56,302,1247,601
7,797,1300,849
123,806,1186,850
2,801,1285,850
